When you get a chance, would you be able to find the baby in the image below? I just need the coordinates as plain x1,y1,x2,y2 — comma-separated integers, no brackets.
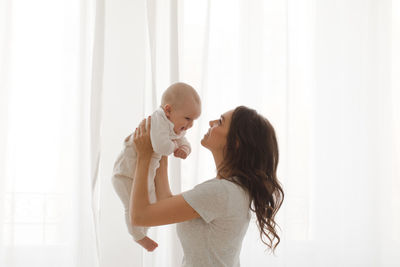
112,82,201,251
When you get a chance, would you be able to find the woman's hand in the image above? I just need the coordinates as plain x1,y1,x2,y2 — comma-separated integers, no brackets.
134,116,153,159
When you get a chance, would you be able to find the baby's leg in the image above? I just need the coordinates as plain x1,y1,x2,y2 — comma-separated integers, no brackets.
112,174,146,240
112,174,158,251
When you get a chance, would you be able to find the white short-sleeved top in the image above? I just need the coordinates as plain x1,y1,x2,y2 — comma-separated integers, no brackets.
176,177,251,267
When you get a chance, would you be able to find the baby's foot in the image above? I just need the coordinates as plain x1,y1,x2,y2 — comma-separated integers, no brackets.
136,236,158,252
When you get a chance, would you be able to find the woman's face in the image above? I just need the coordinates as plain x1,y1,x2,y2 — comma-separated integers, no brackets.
201,110,233,152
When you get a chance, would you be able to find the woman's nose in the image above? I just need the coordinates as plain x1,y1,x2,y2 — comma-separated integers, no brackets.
209,120,217,127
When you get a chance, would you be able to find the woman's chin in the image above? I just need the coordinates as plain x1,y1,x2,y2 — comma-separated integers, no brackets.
200,137,207,147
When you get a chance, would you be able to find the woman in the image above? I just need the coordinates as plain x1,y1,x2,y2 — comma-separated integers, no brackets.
131,106,284,266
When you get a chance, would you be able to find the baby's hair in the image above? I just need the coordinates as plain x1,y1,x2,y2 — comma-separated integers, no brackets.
161,82,201,109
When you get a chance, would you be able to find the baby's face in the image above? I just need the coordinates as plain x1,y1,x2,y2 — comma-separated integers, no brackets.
165,101,201,135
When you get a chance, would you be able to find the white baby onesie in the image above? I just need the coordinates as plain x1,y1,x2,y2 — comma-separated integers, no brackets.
112,107,191,241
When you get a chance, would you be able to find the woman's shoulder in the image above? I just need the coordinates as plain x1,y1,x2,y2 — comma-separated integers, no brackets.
199,176,242,187
182,177,249,223
197,177,237,188
215,177,251,217
202,177,249,200
218,176,244,188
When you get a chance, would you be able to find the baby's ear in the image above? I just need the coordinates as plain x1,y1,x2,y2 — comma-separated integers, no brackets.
163,104,172,117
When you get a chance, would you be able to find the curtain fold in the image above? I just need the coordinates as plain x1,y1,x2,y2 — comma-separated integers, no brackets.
90,0,105,264
0,0,102,266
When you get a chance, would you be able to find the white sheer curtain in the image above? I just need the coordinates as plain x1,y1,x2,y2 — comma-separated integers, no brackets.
100,0,400,266
0,0,103,266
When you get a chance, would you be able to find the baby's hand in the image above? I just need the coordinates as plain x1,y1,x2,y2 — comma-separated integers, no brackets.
174,146,189,159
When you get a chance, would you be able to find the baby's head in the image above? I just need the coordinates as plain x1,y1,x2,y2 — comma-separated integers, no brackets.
161,82,201,135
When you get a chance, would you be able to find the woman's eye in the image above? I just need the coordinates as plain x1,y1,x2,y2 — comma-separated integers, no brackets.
218,119,222,125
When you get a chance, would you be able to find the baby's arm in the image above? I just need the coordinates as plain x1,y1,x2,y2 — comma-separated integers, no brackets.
151,123,178,156
151,132,178,156
174,137,191,159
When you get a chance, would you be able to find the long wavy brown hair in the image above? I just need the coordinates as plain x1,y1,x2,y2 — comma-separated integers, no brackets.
218,106,284,252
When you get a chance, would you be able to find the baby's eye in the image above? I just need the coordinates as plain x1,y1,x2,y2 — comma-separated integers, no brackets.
185,117,191,121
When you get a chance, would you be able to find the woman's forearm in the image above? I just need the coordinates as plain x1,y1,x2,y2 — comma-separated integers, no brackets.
130,156,151,223
154,156,173,200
